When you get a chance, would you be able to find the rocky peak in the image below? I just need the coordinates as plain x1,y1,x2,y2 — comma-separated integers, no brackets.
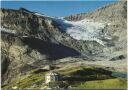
19,7,33,13
65,1,127,22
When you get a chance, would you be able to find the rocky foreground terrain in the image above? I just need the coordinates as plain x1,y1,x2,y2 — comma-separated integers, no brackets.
0,1,127,89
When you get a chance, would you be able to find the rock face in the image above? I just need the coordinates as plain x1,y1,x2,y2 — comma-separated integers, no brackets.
0,1,127,86
65,1,127,22
1,8,81,84
65,1,127,59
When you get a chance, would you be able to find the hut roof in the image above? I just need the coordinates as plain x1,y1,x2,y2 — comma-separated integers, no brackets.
46,71,59,76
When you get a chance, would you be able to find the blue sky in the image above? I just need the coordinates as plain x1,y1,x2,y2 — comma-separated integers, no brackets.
1,1,117,17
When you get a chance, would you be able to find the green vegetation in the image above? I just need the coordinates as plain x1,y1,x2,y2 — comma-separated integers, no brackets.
58,65,112,79
3,69,47,89
58,66,85,75
3,65,127,90
75,78,127,89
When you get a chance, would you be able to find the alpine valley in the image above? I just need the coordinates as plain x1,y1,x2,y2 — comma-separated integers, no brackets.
1,1,127,89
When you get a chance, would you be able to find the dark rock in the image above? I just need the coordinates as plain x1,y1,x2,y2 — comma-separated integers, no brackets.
110,55,125,61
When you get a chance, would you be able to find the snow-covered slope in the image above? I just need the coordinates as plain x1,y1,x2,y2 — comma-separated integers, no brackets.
34,13,45,17
33,12,110,46
54,18,111,46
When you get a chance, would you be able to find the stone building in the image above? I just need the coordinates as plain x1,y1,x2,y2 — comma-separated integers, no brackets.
45,71,60,84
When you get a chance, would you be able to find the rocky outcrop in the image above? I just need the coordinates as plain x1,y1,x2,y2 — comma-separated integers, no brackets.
0,8,81,84
65,1,127,22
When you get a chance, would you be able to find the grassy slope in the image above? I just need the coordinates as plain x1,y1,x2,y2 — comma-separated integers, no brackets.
76,78,127,89
3,65,127,90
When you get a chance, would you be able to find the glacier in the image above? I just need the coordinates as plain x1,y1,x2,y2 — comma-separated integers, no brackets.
53,17,110,46
1,11,111,46
33,13,110,46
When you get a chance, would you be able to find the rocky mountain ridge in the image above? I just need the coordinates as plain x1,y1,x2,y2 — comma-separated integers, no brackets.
1,0,127,87
1,8,81,84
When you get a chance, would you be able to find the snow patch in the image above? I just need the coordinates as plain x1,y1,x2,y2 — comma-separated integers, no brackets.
34,13,45,17
53,18,110,46
34,12,54,18
0,28,16,34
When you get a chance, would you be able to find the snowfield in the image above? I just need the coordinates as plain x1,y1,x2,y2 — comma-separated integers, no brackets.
54,18,111,46
34,13,45,17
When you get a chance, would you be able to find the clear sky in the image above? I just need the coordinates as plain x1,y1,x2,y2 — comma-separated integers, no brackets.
1,1,117,17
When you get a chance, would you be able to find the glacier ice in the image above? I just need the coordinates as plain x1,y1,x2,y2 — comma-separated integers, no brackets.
53,17,109,46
